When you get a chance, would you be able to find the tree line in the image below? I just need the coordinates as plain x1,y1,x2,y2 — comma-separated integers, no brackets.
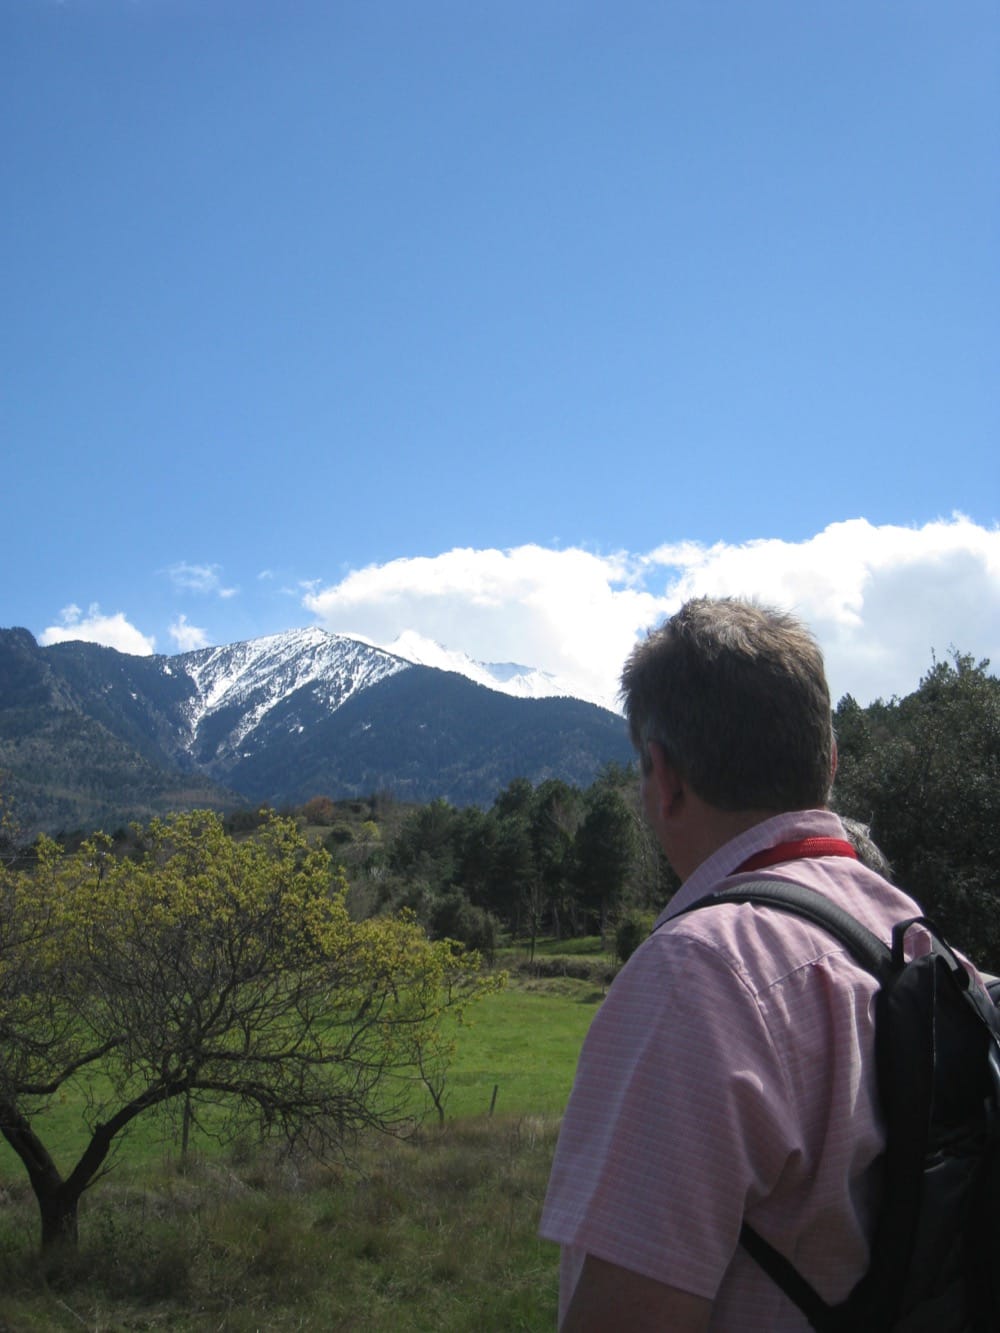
336,766,669,963
312,652,999,972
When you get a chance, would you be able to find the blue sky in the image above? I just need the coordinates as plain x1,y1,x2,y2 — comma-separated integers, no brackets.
3,1,998,708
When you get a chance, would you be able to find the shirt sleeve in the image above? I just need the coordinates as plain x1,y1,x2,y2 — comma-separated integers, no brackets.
539,927,801,1301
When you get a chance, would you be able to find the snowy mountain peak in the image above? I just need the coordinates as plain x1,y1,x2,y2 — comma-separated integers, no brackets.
151,624,609,768
172,627,409,753
0,624,633,829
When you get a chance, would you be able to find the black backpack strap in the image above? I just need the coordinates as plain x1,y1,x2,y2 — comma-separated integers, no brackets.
671,879,893,983
669,880,895,1330
739,1223,845,1333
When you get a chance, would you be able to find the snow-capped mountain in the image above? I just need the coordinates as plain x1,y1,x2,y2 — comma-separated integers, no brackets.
169,626,612,769
174,627,409,759
0,624,634,833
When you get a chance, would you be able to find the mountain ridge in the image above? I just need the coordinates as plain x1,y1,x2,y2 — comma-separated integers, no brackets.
0,626,633,834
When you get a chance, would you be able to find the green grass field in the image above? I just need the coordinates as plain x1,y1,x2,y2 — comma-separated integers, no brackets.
436,970,605,1120
0,967,602,1187
0,965,601,1329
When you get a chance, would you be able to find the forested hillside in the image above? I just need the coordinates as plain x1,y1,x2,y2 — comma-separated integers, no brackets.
298,652,1000,970
0,627,633,834
4,651,996,970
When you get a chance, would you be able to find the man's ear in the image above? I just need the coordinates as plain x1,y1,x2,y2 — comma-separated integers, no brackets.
648,741,685,819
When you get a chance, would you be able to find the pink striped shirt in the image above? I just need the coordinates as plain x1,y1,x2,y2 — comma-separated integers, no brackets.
540,810,928,1330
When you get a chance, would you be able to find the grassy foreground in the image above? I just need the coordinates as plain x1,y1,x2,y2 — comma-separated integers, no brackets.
0,1116,562,1331
0,961,608,1329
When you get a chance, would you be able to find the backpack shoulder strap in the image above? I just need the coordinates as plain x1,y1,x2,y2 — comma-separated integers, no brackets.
669,879,894,1331
670,879,894,982
738,1223,846,1333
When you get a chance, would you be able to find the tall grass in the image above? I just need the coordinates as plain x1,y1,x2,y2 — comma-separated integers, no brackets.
0,1116,563,1331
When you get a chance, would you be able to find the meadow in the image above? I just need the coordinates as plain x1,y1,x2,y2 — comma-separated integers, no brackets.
0,947,611,1331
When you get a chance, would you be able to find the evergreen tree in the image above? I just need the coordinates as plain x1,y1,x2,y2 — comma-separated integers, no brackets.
833,653,1000,967
571,785,637,938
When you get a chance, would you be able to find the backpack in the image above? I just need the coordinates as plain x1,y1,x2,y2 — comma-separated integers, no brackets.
680,880,1000,1332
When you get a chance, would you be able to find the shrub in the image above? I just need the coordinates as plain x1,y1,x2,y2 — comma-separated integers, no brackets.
614,909,656,964
428,893,499,963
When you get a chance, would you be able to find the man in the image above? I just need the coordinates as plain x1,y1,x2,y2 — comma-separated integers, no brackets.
540,597,926,1331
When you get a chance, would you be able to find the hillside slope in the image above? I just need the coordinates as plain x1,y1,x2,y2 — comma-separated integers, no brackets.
0,628,632,833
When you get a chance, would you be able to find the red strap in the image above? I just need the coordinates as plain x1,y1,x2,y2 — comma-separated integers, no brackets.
735,837,858,874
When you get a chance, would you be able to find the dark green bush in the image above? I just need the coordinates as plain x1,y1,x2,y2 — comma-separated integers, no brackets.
614,909,656,965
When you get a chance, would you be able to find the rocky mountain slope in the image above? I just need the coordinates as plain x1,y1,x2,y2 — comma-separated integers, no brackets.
0,626,632,834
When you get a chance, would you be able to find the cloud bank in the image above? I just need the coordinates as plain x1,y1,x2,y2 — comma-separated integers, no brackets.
304,516,1000,708
33,518,999,705
38,604,156,656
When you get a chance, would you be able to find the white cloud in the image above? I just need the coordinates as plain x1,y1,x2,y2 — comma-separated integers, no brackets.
165,562,238,599
643,514,1000,704
38,604,156,656
168,614,211,653
304,545,660,707
303,517,1000,709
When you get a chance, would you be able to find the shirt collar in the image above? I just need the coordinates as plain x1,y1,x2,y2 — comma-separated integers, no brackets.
654,808,847,930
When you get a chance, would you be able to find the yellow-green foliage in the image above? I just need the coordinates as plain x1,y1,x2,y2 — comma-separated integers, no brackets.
0,810,501,1253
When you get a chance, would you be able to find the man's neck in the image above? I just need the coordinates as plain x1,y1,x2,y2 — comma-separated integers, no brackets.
673,804,787,884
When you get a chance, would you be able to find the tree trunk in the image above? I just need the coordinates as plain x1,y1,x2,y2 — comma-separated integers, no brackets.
181,1092,193,1160
1,1100,81,1261
36,1180,81,1268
